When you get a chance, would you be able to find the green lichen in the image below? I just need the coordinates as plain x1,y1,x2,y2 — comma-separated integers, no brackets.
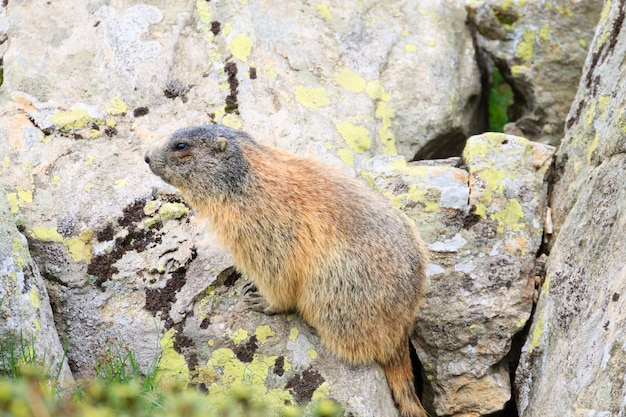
516,30,536,62
289,327,299,342
600,0,613,24
337,148,354,167
6,193,19,214
311,382,330,401
475,167,506,204
617,109,626,134
29,288,40,309
31,227,64,243
542,274,550,297
365,79,390,101
335,121,371,154
584,98,597,127
106,96,127,116
475,203,487,218
317,3,333,20
528,306,545,353
64,236,91,263
205,348,291,412
388,158,430,177
155,329,190,385
462,132,507,164
359,171,378,190
375,101,397,156
295,86,331,110
50,108,104,132
598,95,610,121
196,0,212,26
12,237,26,269
228,34,253,62
255,325,275,344
158,203,190,220
490,198,525,232
390,184,439,212
334,69,366,93
587,133,600,163
15,186,32,204
230,329,249,345
538,24,552,43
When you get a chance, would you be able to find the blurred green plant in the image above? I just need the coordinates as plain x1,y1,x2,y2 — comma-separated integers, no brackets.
0,374,344,417
0,330,40,380
0,333,345,417
488,66,514,132
94,338,158,391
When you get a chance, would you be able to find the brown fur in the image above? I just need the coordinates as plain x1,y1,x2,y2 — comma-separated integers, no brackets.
145,125,429,417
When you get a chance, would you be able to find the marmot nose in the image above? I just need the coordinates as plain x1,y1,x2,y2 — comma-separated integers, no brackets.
144,154,150,164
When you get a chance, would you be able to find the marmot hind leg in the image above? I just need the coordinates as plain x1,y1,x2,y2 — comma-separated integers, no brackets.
243,284,282,315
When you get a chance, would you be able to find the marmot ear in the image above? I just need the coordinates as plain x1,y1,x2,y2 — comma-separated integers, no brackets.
216,137,228,153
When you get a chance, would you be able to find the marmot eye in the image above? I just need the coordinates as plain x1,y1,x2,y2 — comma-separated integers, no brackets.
174,143,188,151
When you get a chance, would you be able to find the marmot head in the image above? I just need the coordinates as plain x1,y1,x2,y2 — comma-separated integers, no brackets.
144,125,252,199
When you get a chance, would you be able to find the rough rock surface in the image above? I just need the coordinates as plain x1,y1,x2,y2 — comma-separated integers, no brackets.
1,0,482,166
0,1,563,416
363,133,553,416
0,188,74,388
515,1,626,415
467,0,603,146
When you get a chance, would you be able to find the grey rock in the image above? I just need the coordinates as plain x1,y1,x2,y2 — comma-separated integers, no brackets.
515,1,626,415
0,0,563,415
0,188,74,388
467,0,604,146
363,133,554,415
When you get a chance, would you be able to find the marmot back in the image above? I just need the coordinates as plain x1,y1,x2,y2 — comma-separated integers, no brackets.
145,125,429,417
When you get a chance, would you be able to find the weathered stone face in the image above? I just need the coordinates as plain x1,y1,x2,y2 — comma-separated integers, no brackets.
0,1,484,165
0,0,584,416
363,133,554,416
467,0,604,146
0,189,74,388
515,1,626,416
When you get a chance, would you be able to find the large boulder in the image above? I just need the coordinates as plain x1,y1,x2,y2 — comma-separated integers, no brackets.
0,0,554,416
0,0,482,164
515,1,626,415
467,0,603,146
364,133,554,415
0,188,74,388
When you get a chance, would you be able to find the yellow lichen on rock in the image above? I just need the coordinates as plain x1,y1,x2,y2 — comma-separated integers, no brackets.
50,108,104,131
106,96,127,116
156,329,191,385
317,4,333,21
29,288,40,309
289,327,299,342
337,148,355,167
335,121,371,153
228,34,253,62
222,113,243,130
516,30,536,62
528,306,545,354
230,328,249,345
491,199,525,233
31,227,64,243
295,86,331,109
63,229,93,263
334,68,366,93
205,347,291,411
158,202,190,220
255,325,275,344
